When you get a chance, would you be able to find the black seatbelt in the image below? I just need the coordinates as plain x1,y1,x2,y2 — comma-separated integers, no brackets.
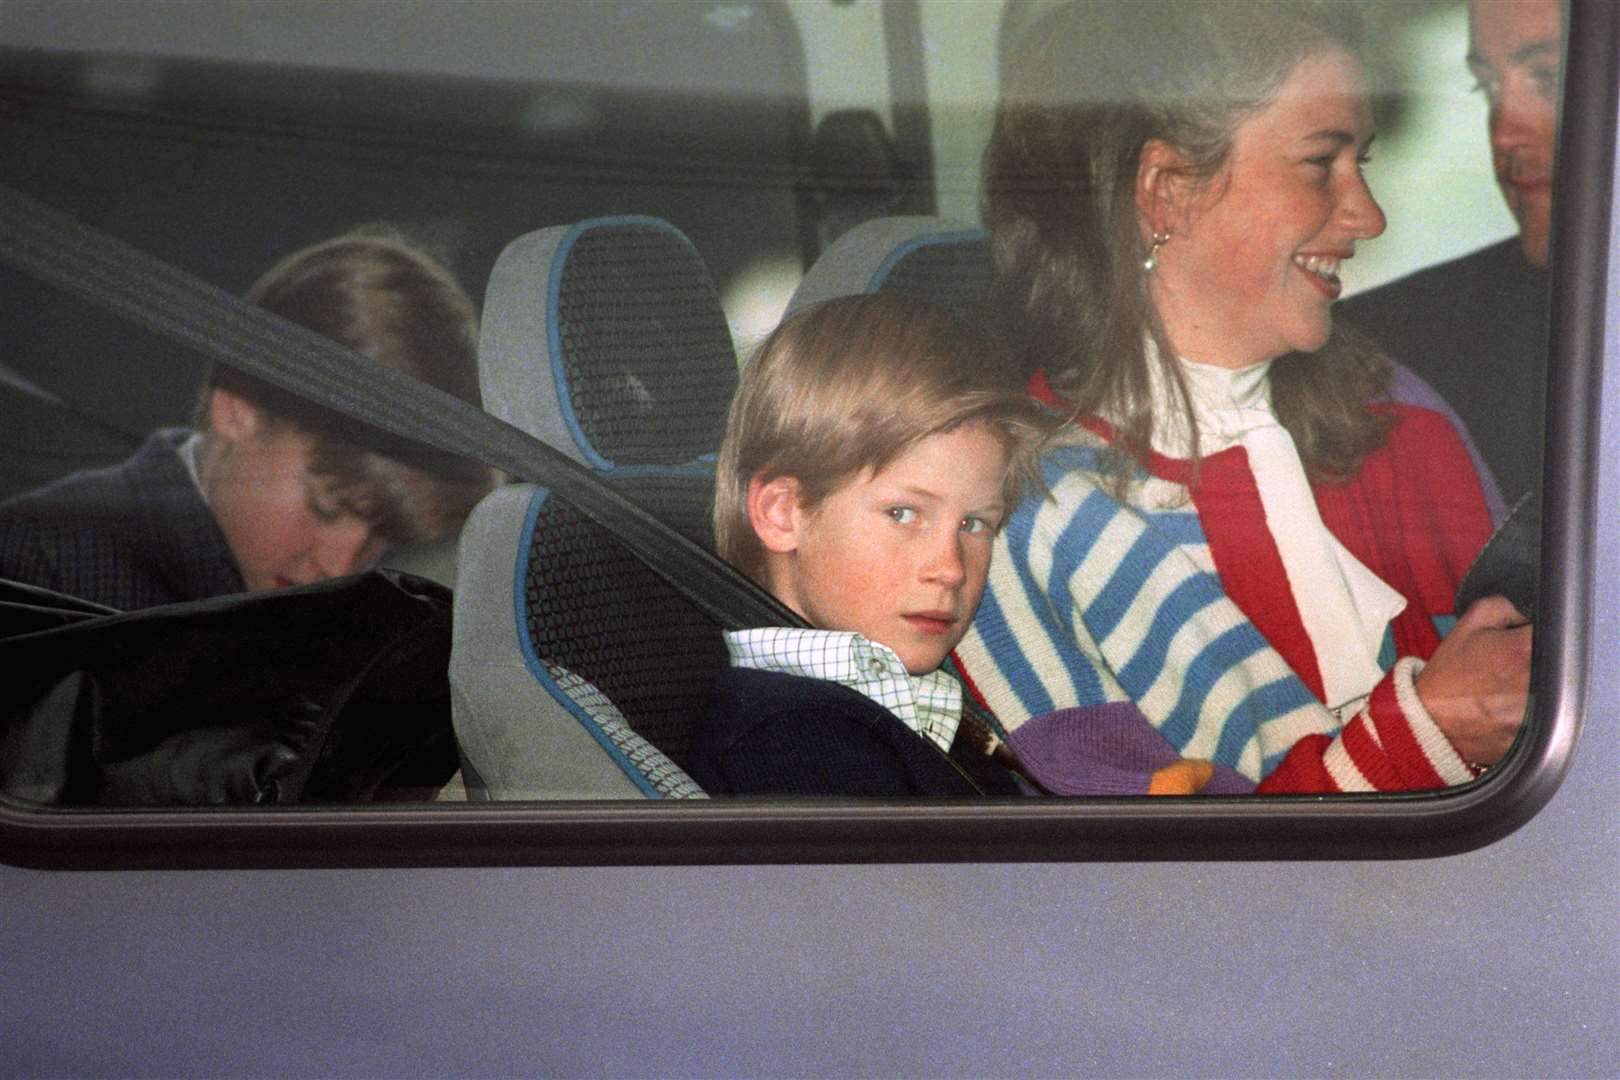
0,183,801,633
0,183,1021,794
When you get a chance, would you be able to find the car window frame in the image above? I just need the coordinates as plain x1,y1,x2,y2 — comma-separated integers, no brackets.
0,0,1612,869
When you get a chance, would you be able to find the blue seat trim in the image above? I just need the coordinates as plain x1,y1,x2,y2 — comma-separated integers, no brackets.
865,227,991,292
511,485,663,798
597,460,717,481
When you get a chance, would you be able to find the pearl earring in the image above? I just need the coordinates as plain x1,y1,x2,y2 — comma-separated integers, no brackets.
1142,231,1169,274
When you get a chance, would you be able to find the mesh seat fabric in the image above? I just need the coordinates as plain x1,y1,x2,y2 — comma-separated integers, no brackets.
518,473,726,772
479,215,737,469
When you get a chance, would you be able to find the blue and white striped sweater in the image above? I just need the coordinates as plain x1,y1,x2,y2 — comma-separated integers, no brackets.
958,441,1340,781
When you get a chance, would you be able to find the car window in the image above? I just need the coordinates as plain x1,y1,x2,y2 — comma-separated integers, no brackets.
0,0,1597,866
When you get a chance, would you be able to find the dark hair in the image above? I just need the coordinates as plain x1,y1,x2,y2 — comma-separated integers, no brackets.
715,294,1051,584
197,226,493,543
984,0,1392,485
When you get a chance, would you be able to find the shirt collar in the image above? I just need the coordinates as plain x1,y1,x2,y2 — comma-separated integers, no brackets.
176,431,207,502
724,627,963,752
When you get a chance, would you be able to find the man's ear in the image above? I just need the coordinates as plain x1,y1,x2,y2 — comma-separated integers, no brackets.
205,386,266,443
1135,137,1192,240
746,474,806,556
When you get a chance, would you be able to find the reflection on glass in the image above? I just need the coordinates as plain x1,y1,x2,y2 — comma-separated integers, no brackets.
0,0,1552,808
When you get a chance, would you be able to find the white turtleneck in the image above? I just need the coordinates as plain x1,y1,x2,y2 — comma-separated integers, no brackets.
1143,346,1407,712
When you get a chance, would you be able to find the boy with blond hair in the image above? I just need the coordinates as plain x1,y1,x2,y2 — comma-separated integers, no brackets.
689,293,1050,796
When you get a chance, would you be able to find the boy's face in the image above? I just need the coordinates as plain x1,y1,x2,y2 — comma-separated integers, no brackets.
203,389,389,591
760,422,1009,675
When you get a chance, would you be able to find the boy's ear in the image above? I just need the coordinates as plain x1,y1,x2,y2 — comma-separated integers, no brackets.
1135,137,1192,239
746,474,806,555
205,386,267,443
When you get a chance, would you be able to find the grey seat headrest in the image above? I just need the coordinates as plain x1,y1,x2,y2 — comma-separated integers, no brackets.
480,216,738,470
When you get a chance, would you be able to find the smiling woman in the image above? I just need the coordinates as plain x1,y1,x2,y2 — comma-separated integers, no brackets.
1144,47,1386,366
960,0,1526,795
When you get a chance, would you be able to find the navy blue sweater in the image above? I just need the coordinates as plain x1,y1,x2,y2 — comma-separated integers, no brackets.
689,667,1024,797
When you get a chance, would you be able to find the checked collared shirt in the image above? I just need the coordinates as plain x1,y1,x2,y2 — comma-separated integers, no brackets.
724,627,963,752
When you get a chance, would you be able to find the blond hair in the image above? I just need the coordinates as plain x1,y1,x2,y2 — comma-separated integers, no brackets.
714,294,1052,583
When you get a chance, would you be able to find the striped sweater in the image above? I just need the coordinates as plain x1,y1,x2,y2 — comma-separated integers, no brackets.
955,400,1497,793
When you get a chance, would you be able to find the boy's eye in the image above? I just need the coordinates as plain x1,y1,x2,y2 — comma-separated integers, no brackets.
960,516,991,535
886,506,917,525
307,495,342,522
308,487,371,525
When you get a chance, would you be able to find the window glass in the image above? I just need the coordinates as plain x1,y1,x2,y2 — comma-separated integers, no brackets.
0,1,1576,861
0,0,810,492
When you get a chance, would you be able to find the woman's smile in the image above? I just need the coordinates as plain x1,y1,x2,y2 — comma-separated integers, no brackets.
1293,251,1347,298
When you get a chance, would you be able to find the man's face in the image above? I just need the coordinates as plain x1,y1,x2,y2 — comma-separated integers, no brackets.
1468,0,1562,268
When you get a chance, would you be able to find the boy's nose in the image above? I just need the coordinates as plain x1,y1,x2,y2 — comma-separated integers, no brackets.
920,533,966,588
310,519,381,580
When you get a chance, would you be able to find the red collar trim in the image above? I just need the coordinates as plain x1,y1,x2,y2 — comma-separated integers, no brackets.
1028,368,1215,486
1027,367,1068,411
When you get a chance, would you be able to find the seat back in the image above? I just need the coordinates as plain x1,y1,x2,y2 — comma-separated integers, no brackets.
785,215,996,321
452,216,740,799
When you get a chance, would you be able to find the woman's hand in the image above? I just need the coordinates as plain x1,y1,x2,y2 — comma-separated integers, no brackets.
1415,595,1532,767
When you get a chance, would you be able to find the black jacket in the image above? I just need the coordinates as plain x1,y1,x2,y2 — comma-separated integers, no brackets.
1340,239,1550,505
689,667,1025,797
0,428,244,610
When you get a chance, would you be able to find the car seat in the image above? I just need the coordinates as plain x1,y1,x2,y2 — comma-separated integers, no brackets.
451,216,740,799
785,215,996,322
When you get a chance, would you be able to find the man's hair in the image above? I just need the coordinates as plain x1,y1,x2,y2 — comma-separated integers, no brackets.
984,0,1393,486
714,293,1052,583
196,226,494,544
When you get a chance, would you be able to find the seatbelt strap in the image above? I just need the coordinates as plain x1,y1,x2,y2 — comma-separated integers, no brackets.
0,182,802,632
0,185,1018,792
